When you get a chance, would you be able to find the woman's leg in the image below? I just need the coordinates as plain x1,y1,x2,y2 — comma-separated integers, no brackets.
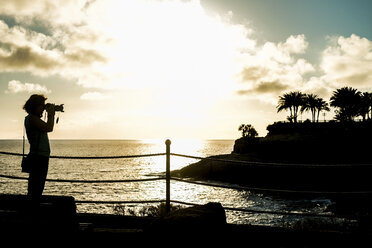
28,156,49,197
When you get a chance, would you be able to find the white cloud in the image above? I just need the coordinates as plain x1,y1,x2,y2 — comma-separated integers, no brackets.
0,19,106,77
0,0,89,25
239,34,314,103
302,76,334,99
0,0,253,96
240,33,372,104
321,34,372,88
2,1,370,117
281,34,308,54
80,92,109,101
5,80,51,94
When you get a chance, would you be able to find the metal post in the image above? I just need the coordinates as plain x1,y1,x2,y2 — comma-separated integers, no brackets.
165,139,171,214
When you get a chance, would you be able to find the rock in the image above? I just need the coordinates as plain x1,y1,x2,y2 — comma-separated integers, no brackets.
145,202,226,234
0,194,79,235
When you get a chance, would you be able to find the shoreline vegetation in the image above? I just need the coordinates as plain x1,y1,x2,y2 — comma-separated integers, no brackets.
172,87,372,191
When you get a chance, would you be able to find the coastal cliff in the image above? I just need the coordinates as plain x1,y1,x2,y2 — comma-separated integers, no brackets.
172,121,372,191
234,121,372,164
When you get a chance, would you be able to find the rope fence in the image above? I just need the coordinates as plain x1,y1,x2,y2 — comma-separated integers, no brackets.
0,151,166,159
0,174,165,183
1,140,370,220
171,152,372,167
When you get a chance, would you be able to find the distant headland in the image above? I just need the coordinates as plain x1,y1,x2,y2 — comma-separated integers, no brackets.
172,87,372,191
234,120,372,164
235,86,372,164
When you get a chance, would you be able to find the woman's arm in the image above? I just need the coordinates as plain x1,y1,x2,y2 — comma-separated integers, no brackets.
29,111,55,133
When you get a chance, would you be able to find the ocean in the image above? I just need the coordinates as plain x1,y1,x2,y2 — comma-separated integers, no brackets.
0,139,332,225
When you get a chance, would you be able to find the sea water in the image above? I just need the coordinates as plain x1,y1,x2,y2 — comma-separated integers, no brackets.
0,139,332,225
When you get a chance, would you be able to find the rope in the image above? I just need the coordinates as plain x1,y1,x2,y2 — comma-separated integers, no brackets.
75,199,338,218
1,149,370,219
0,151,24,156
2,173,372,194
75,200,165,204
49,153,166,159
0,174,165,183
0,151,166,159
0,174,359,218
170,177,372,195
47,177,165,183
170,153,372,167
2,150,371,166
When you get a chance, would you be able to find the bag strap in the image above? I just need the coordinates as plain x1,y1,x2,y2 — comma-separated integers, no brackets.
22,124,25,158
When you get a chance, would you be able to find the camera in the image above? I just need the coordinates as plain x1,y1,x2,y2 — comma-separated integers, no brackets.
45,103,64,112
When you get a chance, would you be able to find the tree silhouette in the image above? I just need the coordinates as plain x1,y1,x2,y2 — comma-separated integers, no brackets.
275,87,371,123
330,87,361,122
315,97,330,122
238,124,258,138
301,94,318,122
277,91,305,123
360,92,372,120
367,92,372,120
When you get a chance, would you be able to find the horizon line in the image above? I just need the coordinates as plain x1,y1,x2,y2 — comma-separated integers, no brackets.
0,138,236,141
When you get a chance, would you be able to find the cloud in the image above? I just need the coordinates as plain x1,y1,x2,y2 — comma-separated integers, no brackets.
80,92,109,101
65,48,106,65
238,80,288,95
296,34,372,100
239,35,314,101
5,80,51,94
0,0,255,94
6,0,370,110
0,17,107,78
241,66,269,82
281,34,308,54
321,34,372,87
239,34,372,104
0,43,60,73
0,0,89,25
0,20,61,74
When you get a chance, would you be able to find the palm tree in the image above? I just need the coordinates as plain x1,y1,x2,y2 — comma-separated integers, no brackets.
277,91,305,123
315,98,330,122
367,93,372,120
330,87,362,122
360,92,372,120
301,94,318,122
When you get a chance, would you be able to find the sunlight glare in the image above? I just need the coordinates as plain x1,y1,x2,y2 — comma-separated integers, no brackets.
91,0,246,116
67,0,256,139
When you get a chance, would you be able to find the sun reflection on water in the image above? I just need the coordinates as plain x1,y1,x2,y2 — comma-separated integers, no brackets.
0,139,333,225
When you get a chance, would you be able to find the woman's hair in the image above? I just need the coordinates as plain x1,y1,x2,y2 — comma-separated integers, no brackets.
23,94,47,115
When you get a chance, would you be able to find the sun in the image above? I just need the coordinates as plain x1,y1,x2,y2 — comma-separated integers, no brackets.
62,0,253,139
101,1,241,89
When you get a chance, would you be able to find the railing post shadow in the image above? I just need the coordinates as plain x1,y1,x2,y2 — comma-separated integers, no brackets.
165,139,171,214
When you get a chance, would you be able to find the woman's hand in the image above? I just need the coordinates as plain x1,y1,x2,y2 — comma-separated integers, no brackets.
45,104,55,116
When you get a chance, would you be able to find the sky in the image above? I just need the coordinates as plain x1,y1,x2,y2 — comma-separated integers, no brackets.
0,0,371,140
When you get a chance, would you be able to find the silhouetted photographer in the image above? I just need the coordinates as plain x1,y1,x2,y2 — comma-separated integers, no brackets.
22,94,64,197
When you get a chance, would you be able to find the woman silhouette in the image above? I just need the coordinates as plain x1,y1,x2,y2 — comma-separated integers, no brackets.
23,94,55,197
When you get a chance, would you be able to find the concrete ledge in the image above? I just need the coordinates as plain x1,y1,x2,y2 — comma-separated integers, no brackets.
0,194,78,235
